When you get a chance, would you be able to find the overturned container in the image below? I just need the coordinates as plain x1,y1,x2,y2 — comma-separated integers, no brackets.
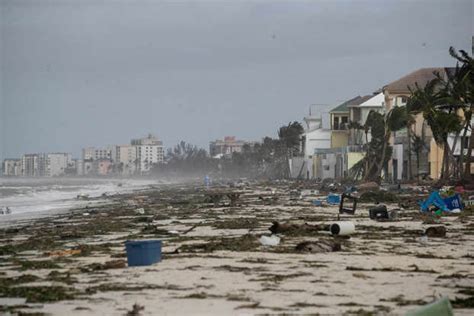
125,240,162,267
330,221,355,236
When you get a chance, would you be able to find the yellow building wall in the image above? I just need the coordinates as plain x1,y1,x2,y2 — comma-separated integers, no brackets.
429,139,443,180
331,132,349,148
347,152,364,171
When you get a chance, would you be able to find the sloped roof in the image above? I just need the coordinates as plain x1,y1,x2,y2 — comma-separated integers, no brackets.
358,92,385,108
330,96,361,113
384,67,454,93
347,95,373,108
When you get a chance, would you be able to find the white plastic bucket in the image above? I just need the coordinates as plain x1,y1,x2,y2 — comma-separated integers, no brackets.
330,221,355,236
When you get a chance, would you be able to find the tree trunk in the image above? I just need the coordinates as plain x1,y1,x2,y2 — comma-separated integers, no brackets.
458,122,468,178
375,128,390,183
407,125,413,180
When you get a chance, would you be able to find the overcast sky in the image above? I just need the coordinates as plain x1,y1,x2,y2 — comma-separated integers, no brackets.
0,0,472,160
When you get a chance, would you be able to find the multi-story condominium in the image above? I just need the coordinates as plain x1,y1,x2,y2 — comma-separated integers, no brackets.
115,144,137,175
38,153,72,177
2,159,22,176
21,154,40,177
82,147,112,161
131,134,164,173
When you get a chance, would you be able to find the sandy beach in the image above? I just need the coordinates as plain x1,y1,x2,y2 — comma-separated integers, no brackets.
0,180,473,315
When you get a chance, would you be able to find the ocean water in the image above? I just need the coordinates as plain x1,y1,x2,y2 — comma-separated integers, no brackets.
0,178,159,217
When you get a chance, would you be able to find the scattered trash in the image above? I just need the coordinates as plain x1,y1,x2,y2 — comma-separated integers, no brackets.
82,212,90,216
259,235,280,246
168,230,179,235
419,235,429,244
126,303,145,316
268,222,327,235
46,249,82,257
312,200,323,206
204,175,211,188
329,221,355,236
0,207,12,215
339,193,357,215
425,226,446,238
295,239,341,253
357,182,380,191
301,189,319,197
369,205,389,220
76,193,89,200
442,194,463,211
454,184,465,194
327,194,340,205
125,240,162,267
405,297,453,316
420,191,463,215
289,190,301,200
135,208,145,215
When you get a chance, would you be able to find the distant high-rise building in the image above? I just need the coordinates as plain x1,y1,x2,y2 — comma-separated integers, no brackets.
82,147,112,161
2,159,22,176
131,134,164,173
21,154,40,177
114,144,137,175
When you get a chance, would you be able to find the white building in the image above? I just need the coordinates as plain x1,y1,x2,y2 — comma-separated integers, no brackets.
21,154,40,177
114,144,137,175
39,153,72,177
131,134,164,174
82,147,112,161
2,159,22,176
348,92,385,145
300,114,332,179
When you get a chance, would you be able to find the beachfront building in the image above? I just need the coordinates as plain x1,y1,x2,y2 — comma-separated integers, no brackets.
300,112,331,179
348,92,385,146
382,67,458,180
38,153,73,177
82,147,112,161
131,134,164,174
209,136,247,158
114,144,137,175
21,154,40,177
2,159,22,176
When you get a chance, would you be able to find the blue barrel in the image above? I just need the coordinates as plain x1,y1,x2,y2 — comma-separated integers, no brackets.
327,194,341,205
125,240,162,267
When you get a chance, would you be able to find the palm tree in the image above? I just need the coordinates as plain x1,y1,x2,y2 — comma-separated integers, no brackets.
374,106,408,182
409,79,463,180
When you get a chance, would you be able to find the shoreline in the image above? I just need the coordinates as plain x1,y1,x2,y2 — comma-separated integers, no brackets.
0,180,473,315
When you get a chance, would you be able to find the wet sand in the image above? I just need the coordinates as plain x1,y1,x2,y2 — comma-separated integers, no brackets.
0,181,473,315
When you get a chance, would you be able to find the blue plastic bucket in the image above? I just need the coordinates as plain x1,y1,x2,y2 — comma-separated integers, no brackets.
443,194,463,210
125,240,162,267
327,194,341,205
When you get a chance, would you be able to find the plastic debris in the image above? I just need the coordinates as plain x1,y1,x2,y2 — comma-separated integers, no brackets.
259,235,280,246
327,194,340,205
295,240,341,253
46,249,82,257
420,191,463,214
312,200,323,206
329,221,355,236
369,205,389,220
405,297,453,316
339,193,357,215
135,208,145,215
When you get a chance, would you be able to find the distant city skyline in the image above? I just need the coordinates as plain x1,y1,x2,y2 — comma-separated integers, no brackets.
1,0,472,161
